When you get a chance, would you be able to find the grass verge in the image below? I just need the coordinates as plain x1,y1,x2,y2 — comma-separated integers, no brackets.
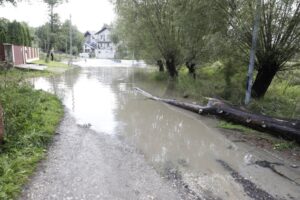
0,71,63,199
32,60,69,69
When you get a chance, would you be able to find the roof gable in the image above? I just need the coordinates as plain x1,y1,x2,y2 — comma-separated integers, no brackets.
95,26,111,35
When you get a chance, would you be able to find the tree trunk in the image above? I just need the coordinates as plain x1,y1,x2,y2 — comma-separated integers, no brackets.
0,103,4,144
134,87,300,143
157,59,164,72
186,62,196,79
252,67,277,98
46,5,54,61
166,57,178,78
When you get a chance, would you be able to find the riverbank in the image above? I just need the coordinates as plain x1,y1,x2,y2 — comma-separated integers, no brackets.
133,67,300,157
0,68,64,199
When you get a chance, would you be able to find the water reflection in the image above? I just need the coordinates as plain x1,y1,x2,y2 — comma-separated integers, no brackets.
33,67,127,134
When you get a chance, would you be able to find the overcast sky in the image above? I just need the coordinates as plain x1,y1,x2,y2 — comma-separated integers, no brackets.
0,0,116,32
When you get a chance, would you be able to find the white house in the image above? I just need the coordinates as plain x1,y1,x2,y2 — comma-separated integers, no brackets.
82,26,116,59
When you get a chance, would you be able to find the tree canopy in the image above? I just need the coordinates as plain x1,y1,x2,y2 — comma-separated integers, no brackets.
113,0,300,99
35,19,84,55
113,0,217,77
0,18,32,46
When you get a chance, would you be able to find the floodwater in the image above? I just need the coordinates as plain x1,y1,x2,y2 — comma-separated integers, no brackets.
26,59,300,200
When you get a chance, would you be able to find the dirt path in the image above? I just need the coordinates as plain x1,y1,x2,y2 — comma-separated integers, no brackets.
20,111,182,200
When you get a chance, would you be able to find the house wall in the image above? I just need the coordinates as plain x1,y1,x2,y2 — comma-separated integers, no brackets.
95,49,115,59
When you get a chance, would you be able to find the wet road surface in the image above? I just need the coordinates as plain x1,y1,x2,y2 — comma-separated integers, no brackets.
21,60,300,200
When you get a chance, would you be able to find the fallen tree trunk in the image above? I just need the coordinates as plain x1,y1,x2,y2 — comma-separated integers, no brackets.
0,103,4,144
134,87,300,143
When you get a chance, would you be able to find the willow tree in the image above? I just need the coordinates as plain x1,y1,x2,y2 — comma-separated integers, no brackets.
176,0,227,77
114,0,183,77
220,0,300,98
114,0,222,77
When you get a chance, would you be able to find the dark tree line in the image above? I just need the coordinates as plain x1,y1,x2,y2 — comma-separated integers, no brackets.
0,18,32,46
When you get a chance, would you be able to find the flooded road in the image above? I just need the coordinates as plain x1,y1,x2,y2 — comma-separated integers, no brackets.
21,60,300,200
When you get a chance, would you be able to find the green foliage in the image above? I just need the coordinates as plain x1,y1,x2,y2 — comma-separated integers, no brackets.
35,19,84,55
248,74,300,119
0,18,9,43
217,121,252,133
273,141,297,151
0,71,63,199
0,18,32,46
7,21,25,45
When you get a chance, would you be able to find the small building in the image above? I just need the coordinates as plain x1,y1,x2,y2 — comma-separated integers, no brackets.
0,43,39,66
82,31,97,55
82,25,116,59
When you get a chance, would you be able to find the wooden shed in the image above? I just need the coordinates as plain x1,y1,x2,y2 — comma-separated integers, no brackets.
0,43,39,66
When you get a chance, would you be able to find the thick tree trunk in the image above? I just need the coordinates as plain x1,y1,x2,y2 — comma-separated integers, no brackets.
252,68,277,98
134,87,300,143
166,57,178,78
157,60,164,72
0,104,4,144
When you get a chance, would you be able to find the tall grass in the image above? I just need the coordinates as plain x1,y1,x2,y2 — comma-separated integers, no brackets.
0,70,63,199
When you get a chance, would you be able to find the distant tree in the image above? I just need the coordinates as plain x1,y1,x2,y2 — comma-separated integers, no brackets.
0,18,9,43
0,0,17,5
35,24,51,52
7,21,24,45
21,23,32,46
218,0,300,98
43,0,65,60
56,20,84,55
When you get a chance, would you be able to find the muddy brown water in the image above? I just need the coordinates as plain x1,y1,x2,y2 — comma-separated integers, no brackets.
28,62,300,200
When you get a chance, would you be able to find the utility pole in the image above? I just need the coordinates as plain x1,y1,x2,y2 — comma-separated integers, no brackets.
69,14,73,66
245,0,261,105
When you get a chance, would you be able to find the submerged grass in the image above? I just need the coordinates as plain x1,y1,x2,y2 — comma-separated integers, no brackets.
134,63,300,147
135,64,300,119
0,70,63,199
